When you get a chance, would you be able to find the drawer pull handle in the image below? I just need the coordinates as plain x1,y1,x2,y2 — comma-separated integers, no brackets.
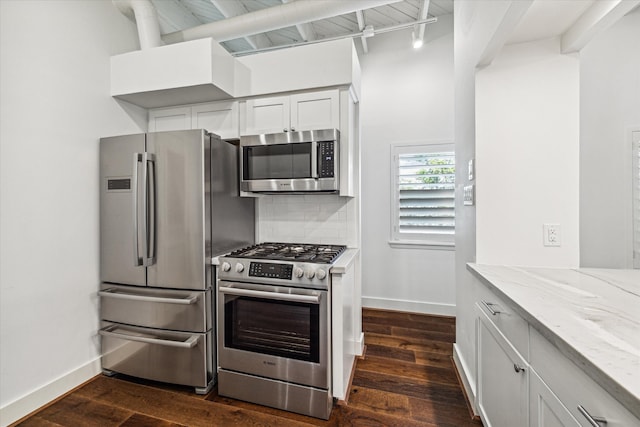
482,301,501,315
99,288,199,305
513,363,525,373
99,325,199,348
577,405,607,427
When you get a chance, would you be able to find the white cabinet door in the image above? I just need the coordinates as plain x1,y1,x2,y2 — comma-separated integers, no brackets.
530,370,580,427
243,96,290,135
290,90,339,132
192,101,239,140
148,107,191,132
477,304,529,427
242,90,340,136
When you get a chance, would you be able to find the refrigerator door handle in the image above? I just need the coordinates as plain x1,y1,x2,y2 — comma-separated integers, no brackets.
99,324,200,348
132,153,144,266
145,154,156,266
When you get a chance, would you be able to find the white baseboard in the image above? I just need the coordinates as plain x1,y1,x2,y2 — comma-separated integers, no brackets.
353,332,365,356
0,358,101,427
453,343,477,416
362,296,456,316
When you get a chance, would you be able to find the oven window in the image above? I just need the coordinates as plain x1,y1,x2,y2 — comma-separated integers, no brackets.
243,143,312,180
224,296,320,363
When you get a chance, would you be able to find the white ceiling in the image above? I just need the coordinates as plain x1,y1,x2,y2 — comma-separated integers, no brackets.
149,0,454,54
136,1,639,55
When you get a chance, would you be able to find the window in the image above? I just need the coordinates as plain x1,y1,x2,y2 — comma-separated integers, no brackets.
390,142,455,248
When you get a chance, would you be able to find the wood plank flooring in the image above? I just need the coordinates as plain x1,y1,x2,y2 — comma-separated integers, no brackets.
13,308,482,427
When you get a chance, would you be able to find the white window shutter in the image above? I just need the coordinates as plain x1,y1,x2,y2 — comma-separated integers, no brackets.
391,143,455,246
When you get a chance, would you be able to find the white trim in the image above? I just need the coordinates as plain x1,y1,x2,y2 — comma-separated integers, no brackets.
453,343,478,416
353,332,365,356
388,239,455,250
362,296,455,316
0,358,101,427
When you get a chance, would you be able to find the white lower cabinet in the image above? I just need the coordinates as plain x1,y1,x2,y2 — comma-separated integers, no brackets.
530,369,579,427
477,303,529,427
474,280,640,427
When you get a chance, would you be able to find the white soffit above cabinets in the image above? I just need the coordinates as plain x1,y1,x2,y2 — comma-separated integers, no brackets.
146,0,454,55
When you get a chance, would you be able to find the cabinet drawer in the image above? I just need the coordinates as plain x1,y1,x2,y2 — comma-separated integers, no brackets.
530,328,640,427
477,304,529,427
99,284,211,333
476,281,529,359
100,322,213,388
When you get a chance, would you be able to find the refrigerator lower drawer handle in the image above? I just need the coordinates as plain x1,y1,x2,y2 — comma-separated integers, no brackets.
99,325,200,348
98,288,199,305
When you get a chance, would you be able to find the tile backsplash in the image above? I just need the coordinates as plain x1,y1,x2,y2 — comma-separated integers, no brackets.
257,195,357,247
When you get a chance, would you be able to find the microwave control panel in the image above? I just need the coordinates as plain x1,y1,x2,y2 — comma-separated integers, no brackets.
318,141,335,178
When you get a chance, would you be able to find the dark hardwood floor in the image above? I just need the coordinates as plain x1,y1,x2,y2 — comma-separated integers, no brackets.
13,308,482,426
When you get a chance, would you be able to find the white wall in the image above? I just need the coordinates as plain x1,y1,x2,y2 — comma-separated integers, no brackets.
452,0,523,408
475,37,580,268
358,15,456,315
0,1,145,424
580,10,640,269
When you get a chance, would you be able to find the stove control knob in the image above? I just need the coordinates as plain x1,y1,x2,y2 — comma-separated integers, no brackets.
235,263,245,273
305,269,315,279
221,262,231,272
294,267,304,278
316,269,327,280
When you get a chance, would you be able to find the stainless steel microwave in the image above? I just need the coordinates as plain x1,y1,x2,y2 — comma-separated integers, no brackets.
240,129,339,193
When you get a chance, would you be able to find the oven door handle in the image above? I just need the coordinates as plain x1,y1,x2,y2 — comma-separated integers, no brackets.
219,286,321,304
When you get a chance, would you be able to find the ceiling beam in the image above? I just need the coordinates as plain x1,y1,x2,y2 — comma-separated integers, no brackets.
163,0,404,44
208,0,272,49
476,0,534,68
413,0,430,44
151,0,202,33
561,0,640,53
356,10,368,53
282,0,317,42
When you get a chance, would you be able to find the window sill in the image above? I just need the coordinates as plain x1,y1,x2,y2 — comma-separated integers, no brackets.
388,240,455,251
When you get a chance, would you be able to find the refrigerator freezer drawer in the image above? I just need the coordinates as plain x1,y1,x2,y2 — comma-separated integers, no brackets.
99,284,211,333
100,322,213,390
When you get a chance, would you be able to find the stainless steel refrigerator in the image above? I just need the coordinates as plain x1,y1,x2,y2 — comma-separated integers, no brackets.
98,129,254,393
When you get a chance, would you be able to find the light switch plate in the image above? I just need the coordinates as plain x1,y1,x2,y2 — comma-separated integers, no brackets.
468,159,475,181
464,185,474,206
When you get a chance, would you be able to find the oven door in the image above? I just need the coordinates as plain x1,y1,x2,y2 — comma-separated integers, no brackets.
218,281,330,389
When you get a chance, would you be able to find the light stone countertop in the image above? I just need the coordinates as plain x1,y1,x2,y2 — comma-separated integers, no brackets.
467,264,640,419
330,248,359,274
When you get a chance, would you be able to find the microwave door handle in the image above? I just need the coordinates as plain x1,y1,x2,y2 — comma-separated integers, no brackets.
311,141,318,178
132,153,143,266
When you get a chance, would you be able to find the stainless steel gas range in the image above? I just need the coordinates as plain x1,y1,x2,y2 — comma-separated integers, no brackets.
216,242,346,420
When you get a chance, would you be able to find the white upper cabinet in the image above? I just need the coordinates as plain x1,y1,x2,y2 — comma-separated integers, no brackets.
148,101,240,139
242,96,290,135
241,89,339,136
148,107,191,132
191,101,239,140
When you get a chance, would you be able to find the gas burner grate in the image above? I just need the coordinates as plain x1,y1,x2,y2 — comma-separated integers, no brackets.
228,242,346,264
